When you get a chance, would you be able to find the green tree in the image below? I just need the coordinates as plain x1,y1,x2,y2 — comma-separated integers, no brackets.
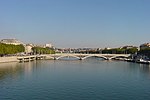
138,48,150,58
126,47,138,54
32,47,55,54
0,43,25,56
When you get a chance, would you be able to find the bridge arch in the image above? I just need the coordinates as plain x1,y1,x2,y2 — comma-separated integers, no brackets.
82,55,108,60
56,55,81,60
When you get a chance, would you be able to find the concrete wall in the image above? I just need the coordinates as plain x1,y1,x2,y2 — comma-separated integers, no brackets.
0,56,18,63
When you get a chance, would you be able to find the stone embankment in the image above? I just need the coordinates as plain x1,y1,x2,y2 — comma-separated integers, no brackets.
0,56,18,63
0,55,47,63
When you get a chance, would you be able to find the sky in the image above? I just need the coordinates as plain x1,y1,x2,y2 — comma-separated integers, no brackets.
0,0,150,48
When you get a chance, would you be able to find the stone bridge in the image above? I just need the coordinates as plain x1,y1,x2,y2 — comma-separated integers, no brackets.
45,53,131,60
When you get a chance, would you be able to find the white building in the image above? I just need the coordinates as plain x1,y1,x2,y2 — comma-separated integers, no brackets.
25,44,34,54
0,39,23,45
44,43,52,48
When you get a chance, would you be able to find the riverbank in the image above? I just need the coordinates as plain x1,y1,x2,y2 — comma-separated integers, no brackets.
0,55,53,63
0,56,18,63
110,58,150,65
125,59,150,64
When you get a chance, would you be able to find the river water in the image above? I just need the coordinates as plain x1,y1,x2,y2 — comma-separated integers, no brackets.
0,58,150,100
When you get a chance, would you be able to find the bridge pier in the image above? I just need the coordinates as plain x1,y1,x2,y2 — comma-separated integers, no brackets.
106,58,111,60
79,58,83,60
54,57,57,60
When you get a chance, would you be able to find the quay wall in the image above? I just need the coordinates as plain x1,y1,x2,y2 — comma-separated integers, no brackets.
0,56,18,63
0,55,46,63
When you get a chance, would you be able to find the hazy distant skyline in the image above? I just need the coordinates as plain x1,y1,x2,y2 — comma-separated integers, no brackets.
0,0,150,48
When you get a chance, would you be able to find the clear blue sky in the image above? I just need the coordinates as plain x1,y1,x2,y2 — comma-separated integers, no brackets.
0,0,150,48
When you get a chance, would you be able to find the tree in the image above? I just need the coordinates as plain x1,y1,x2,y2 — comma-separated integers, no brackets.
32,47,55,54
126,47,138,54
0,43,25,55
138,48,150,58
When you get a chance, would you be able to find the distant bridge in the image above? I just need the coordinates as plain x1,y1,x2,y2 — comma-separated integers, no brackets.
45,53,131,60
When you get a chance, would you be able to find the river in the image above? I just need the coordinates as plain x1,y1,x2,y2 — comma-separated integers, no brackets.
0,58,150,100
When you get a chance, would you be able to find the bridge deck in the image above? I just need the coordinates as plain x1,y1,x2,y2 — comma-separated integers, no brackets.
45,53,130,60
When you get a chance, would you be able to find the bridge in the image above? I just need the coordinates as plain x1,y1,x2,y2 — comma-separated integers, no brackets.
45,53,131,60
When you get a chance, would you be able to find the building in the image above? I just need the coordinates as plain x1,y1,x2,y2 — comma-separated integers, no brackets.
120,46,137,49
25,44,34,54
140,43,150,50
44,43,52,48
0,39,23,45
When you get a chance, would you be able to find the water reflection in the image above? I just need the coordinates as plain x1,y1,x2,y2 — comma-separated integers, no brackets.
139,64,150,77
0,61,38,81
0,62,23,80
1,60,150,100
0,60,150,81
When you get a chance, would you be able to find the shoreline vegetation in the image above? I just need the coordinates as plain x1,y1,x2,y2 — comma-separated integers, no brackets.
0,43,25,56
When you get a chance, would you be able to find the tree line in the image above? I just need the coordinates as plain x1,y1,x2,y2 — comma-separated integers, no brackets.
0,43,55,56
77,47,138,54
32,47,55,54
0,43,25,56
102,47,138,54
137,48,150,58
